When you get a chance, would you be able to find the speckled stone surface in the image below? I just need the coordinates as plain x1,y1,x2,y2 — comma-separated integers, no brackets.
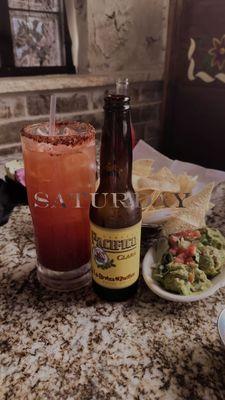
1,171,225,399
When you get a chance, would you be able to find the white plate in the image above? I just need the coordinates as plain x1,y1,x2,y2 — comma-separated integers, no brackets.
218,309,225,346
142,238,225,303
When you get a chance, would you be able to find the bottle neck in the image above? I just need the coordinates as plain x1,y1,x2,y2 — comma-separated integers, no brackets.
116,78,129,96
99,108,133,192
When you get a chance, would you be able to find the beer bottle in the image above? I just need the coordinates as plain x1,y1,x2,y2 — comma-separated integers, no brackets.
90,94,142,301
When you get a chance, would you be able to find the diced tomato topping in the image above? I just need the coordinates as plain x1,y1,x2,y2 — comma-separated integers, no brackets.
169,231,199,266
177,247,186,255
169,247,178,255
175,254,186,264
175,253,197,265
186,244,197,257
185,257,195,265
169,235,179,246
172,230,201,240
173,245,196,265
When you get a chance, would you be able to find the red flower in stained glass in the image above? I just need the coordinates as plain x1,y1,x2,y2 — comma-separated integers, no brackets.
209,35,225,71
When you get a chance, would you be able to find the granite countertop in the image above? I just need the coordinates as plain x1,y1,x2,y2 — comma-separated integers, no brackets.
1,160,225,400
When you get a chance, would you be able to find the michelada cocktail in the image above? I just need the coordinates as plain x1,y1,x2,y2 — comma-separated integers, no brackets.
21,121,96,291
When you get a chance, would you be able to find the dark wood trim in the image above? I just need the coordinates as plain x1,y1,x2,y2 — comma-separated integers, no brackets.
159,0,225,170
0,65,75,77
160,0,184,154
63,0,75,72
7,8,60,14
0,0,14,67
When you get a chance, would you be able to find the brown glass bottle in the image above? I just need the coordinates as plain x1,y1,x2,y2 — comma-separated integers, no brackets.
90,94,142,301
115,78,136,148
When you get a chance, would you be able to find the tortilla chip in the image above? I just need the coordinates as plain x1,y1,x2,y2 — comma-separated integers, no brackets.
163,192,178,208
163,192,192,208
153,193,165,208
142,207,179,225
138,191,161,210
151,191,162,206
134,176,180,193
164,219,198,236
155,167,176,180
133,159,153,177
163,207,206,235
139,192,154,210
132,174,141,191
183,183,214,212
162,183,214,234
132,160,212,232
177,173,198,193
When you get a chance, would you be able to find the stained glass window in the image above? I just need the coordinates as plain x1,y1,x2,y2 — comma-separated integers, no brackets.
0,0,74,76
8,1,60,12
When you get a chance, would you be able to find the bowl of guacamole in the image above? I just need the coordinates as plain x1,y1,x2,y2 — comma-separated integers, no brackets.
142,227,225,302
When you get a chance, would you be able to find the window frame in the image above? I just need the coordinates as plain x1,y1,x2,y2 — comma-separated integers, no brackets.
0,0,75,77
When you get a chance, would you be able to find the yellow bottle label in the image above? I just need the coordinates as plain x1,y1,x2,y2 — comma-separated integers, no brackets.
90,221,142,289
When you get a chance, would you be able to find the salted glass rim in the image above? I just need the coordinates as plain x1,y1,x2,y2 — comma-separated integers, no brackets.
21,121,95,146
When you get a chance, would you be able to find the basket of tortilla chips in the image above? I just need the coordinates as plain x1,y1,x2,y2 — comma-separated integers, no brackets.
132,159,214,234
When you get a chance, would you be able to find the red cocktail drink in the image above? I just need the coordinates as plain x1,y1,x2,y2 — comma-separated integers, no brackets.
21,121,96,291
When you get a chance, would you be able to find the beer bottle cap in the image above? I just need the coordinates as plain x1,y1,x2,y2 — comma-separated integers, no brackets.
104,94,130,110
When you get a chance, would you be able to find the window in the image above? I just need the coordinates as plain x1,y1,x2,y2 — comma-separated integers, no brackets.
0,0,75,76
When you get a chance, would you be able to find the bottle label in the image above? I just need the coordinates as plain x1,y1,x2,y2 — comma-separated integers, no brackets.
90,221,142,289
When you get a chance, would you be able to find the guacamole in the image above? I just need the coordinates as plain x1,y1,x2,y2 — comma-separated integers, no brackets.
200,227,225,249
153,227,225,295
198,245,225,277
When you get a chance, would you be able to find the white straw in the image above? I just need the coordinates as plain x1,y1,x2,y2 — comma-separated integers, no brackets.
49,94,56,135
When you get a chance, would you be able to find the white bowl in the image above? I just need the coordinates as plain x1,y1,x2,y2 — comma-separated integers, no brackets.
142,238,225,302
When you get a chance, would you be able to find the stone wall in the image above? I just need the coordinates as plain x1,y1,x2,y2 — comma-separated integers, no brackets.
86,0,168,74
71,0,169,74
0,79,163,155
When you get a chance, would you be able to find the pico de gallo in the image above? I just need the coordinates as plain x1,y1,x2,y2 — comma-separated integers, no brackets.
153,227,225,295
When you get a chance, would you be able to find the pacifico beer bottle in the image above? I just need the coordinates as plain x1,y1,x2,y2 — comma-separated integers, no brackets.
90,94,142,301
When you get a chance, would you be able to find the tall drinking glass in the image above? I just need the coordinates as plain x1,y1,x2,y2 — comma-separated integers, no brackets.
21,121,96,291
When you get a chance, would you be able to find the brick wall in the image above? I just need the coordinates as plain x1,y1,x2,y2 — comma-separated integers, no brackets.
0,80,163,155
